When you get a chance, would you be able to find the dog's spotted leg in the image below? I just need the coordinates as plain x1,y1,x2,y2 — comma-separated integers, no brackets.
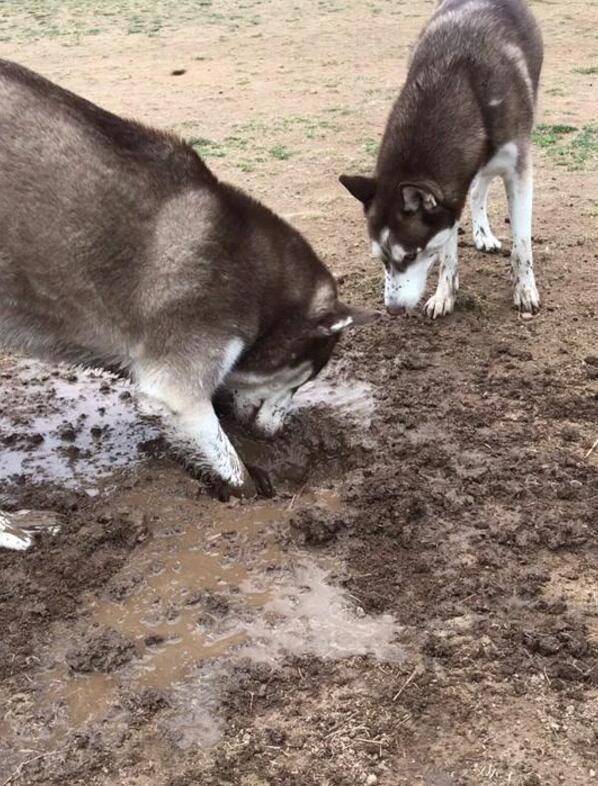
504,150,540,314
135,341,261,497
424,224,459,319
471,172,502,253
166,399,248,488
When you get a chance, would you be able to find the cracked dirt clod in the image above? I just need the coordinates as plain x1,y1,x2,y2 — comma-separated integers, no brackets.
66,629,137,674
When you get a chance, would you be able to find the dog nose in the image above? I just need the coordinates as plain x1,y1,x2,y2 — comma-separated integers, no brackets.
404,251,417,263
386,302,405,316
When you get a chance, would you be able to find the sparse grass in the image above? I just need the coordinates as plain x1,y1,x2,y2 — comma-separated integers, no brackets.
533,123,598,170
324,106,354,116
184,113,340,170
566,124,598,169
269,144,293,160
235,114,339,139
183,114,333,170
533,124,578,148
573,65,598,75
186,137,227,158
363,138,380,157
0,0,259,43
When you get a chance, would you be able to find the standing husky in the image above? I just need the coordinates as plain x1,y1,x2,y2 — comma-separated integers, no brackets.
340,0,543,318
0,59,369,498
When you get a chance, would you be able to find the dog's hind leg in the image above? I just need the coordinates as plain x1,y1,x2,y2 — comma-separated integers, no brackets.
504,146,540,314
471,171,502,253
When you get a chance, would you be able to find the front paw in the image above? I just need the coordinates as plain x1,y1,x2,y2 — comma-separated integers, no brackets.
207,466,274,502
473,227,502,253
424,289,456,319
245,464,274,498
514,279,540,315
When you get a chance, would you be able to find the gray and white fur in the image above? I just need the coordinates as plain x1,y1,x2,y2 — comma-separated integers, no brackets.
340,0,543,317
0,59,371,497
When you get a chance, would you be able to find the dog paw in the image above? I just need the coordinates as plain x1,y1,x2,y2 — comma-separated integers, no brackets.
246,464,274,498
424,290,456,319
473,228,502,253
514,280,540,315
206,465,274,502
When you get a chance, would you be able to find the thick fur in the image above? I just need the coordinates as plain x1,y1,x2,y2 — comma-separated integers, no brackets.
340,0,543,316
0,59,359,494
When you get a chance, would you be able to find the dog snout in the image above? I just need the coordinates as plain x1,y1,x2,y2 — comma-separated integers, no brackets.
386,302,406,316
403,251,418,264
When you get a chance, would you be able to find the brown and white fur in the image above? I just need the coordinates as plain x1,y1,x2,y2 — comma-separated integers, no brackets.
0,59,372,499
340,0,543,318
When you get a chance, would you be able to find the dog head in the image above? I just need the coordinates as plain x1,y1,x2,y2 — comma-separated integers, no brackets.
226,282,377,437
339,175,457,313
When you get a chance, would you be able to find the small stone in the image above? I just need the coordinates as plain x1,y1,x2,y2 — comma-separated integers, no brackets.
366,776,378,786
561,426,580,442
520,311,534,321
524,776,541,786
144,634,165,647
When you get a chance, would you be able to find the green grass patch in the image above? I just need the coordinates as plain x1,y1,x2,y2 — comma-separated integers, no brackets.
363,138,380,157
573,66,598,75
269,144,292,161
0,0,258,43
186,137,227,158
235,114,339,140
182,111,340,171
533,123,598,170
533,124,578,148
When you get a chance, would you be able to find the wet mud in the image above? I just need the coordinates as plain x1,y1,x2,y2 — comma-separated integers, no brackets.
2,283,596,786
1,0,598,782
0,355,394,784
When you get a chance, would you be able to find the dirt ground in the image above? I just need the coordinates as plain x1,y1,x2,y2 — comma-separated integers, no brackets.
1,1,598,784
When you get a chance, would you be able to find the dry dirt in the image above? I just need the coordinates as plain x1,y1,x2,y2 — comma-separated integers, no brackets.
1,1,597,784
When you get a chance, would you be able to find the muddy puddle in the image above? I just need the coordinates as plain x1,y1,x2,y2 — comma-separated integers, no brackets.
0,358,159,493
0,356,374,550
0,358,373,499
0,355,396,771
1,489,403,764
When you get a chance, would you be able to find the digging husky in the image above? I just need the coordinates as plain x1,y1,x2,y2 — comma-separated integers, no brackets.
340,0,543,318
0,59,370,499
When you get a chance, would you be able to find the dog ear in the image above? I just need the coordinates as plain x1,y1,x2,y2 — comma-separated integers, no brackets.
400,182,442,213
314,303,381,336
339,174,377,208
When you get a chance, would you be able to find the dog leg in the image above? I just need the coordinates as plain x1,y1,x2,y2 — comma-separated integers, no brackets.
471,172,502,253
424,224,459,319
135,343,258,496
504,149,540,314
167,398,248,488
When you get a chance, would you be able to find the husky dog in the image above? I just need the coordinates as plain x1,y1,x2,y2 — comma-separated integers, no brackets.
0,59,370,498
340,0,543,318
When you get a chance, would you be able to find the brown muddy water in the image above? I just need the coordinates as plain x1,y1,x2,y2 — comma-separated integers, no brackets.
0,357,401,774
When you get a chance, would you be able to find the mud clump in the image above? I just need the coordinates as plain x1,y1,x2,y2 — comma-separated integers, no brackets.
66,628,137,673
122,686,170,718
186,589,231,625
289,508,346,545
